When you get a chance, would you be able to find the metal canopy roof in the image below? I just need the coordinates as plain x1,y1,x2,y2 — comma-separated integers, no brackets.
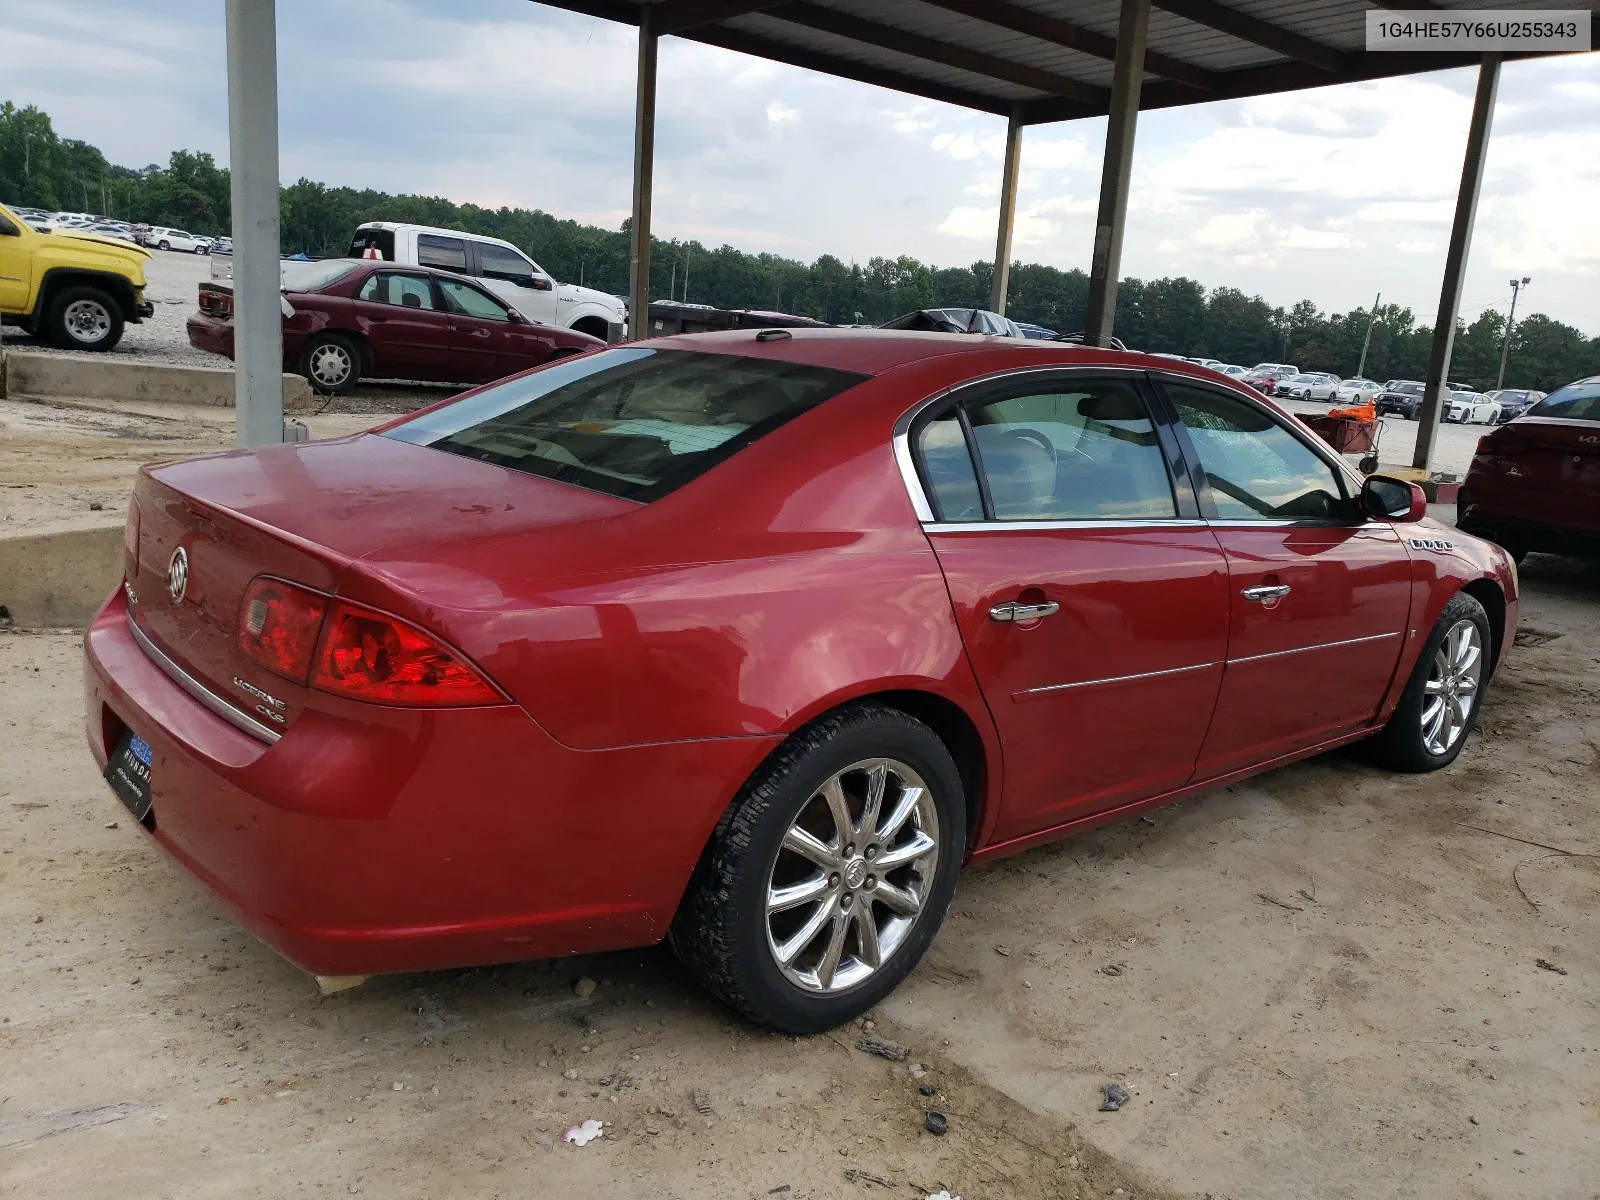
535,0,1593,123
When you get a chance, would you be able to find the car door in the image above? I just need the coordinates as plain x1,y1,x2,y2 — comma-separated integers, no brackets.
911,370,1231,843
0,209,32,311
474,239,560,324
350,271,454,380
1157,378,1413,779
436,276,531,382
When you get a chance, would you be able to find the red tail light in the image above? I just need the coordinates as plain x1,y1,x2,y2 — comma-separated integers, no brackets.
238,577,329,682
312,599,504,707
197,286,233,318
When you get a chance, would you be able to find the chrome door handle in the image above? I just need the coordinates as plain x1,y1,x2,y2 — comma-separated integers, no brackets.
989,600,1060,622
1241,584,1291,602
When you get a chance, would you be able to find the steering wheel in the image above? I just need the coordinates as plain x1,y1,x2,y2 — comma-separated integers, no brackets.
1003,426,1057,462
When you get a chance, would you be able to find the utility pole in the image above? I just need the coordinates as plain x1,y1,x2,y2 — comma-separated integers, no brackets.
1356,291,1381,379
1495,276,1529,391
682,246,691,304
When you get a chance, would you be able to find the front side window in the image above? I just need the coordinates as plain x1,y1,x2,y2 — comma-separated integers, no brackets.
937,378,1176,521
417,233,468,271
478,242,538,287
1167,383,1348,521
358,272,435,310
383,348,866,502
438,278,509,321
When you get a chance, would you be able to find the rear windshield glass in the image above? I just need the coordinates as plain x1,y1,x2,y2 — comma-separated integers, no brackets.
280,259,360,292
347,228,396,261
382,348,867,501
1526,380,1600,422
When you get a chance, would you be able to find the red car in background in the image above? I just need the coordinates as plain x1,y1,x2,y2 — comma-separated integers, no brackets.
86,331,1517,1033
186,258,604,394
1459,375,1600,561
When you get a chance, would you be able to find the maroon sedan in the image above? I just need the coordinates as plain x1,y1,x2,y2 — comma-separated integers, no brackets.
186,258,604,394
1459,375,1600,561
86,331,1516,1032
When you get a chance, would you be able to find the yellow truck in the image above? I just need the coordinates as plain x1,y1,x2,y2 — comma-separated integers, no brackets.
0,201,155,352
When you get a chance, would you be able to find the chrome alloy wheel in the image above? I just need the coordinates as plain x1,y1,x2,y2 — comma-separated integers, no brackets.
765,758,939,994
1422,618,1484,755
308,342,353,388
63,298,112,344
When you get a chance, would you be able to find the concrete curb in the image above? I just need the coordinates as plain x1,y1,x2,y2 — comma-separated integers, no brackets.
1,525,124,629
1,348,314,412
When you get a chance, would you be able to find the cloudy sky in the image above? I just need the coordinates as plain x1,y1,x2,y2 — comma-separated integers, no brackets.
4,0,1597,333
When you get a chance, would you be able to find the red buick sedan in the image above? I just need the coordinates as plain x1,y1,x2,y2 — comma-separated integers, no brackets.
186,258,604,394
86,331,1517,1032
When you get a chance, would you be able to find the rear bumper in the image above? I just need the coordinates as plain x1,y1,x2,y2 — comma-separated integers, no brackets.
1457,508,1600,559
84,588,778,977
186,312,234,360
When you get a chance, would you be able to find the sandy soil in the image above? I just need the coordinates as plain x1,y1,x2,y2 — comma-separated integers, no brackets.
1,548,1595,1198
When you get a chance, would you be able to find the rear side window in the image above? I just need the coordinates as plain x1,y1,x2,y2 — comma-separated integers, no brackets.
383,348,867,502
1527,380,1600,422
358,272,435,310
417,234,469,272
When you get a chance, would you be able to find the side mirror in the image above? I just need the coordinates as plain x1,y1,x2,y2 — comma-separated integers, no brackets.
506,309,527,324
526,277,553,292
1360,474,1426,522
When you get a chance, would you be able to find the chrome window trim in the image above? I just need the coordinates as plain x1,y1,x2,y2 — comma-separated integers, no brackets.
127,614,282,745
1016,659,1218,699
891,363,1171,528
927,518,1210,533
1228,630,1399,666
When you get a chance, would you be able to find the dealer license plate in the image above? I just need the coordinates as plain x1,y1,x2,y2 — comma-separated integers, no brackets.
104,730,153,821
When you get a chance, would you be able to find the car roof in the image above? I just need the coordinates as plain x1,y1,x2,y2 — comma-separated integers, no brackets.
635,326,1253,382
355,220,521,254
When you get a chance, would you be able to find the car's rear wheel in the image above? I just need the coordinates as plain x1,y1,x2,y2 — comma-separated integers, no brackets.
1362,592,1491,772
46,286,124,352
301,333,361,395
671,703,965,1033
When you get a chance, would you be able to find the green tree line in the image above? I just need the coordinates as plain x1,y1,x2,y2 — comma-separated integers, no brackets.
4,100,1595,392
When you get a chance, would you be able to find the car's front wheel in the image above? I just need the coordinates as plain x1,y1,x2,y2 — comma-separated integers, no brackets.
46,285,124,352
672,704,965,1033
301,333,361,395
1362,592,1492,772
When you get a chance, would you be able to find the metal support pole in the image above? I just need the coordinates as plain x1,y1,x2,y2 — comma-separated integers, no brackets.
1414,53,1500,472
1495,276,1528,391
989,107,1024,315
628,9,658,341
1356,291,1380,379
1083,0,1149,347
225,0,283,448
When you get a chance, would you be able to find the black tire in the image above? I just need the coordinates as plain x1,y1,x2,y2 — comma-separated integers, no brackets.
300,333,362,395
671,703,966,1033
158,239,170,251
1362,592,1492,772
46,285,124,352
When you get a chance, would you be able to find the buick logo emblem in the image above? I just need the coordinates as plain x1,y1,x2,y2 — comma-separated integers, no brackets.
167,546,190,604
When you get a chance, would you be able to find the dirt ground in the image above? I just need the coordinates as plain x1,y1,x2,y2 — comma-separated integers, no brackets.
2,544,1596,1198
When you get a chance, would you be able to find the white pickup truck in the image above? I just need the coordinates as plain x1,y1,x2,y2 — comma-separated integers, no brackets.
347,222,625,342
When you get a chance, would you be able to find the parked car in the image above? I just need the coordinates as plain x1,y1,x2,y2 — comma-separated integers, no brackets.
1014,322,1059,339
1483,388,1545,423
144,226,210,253
0,200,154,351
1334,378,1382,404
210,235,233,255
880,307,1027,338
1376,380,1427,419
186,257,604,393
1459,376,1600,561
1210,364,1249,380
1445,390,1501,425
348,222,625,343
1251,362,1299,376
1276,372,1341,401
87,331,1517,1032
1242,365,1295,395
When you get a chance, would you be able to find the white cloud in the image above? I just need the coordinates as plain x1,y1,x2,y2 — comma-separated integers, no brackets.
766,101,799,126
1397,240,1436,254
931,131,1005,161
1282,227,1361,250
1021,138,1087,172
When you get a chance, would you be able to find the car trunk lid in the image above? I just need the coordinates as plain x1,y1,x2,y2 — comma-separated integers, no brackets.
1480,417,1600,499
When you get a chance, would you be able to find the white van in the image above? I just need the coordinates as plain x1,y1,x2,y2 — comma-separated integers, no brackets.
348,223,625,342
